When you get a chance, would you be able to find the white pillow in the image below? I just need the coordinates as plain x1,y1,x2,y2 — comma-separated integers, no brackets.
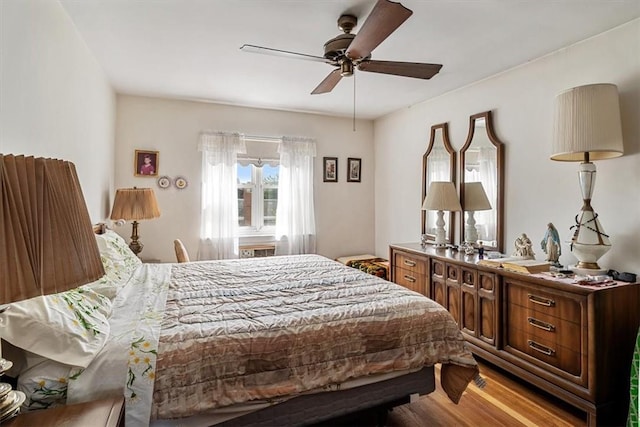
17,353,72,412
82,230,142,299
0,288,111,368
96,230,141,278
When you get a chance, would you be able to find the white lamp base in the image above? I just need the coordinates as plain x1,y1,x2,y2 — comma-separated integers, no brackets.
433,210,448,247
570,265,608,276
465,210,478,245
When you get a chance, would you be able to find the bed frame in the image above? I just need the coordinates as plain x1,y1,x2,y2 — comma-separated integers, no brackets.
218,367,435,426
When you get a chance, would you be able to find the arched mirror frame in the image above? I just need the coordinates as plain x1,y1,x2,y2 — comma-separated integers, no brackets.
459,110,505,252
421,122,456,244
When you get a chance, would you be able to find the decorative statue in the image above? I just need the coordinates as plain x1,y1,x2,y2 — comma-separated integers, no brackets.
513,233,535,259
541,222,561,266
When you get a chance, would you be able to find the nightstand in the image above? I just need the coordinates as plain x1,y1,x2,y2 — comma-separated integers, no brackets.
5,396,124,427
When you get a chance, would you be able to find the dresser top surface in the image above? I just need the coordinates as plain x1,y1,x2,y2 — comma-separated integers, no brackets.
390,242,638,294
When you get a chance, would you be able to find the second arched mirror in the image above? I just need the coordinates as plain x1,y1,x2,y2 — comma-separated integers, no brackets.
459,111,505,252
422,122,456,244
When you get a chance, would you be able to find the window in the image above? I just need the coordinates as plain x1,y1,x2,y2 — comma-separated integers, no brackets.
237,163,279,233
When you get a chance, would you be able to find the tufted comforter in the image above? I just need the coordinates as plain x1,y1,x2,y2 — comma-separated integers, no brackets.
151,254,478,420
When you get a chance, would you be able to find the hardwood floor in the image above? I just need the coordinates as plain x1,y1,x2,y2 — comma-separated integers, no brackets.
386,359,587,427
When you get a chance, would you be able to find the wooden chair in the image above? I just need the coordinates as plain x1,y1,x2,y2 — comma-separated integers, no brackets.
173,239,190,263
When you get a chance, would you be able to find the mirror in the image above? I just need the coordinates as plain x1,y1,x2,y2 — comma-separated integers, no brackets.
421,123,456,244
459,111,505,252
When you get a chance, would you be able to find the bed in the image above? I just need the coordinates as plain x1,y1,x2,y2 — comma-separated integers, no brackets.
2,230,479,426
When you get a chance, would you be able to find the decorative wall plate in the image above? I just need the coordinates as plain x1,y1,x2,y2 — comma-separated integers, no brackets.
174,176,188,190
157,175,171,189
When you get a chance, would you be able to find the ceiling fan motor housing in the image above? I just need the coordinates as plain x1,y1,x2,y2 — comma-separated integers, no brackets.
323,33,355,63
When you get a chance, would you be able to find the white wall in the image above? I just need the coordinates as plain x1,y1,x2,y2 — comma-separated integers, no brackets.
115,95,375,262
0,0,115,221
374,19,640,273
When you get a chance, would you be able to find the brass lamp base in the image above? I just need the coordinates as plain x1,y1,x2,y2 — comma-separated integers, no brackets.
129,220,144,256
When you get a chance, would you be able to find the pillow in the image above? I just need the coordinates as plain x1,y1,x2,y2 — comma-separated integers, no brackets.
83,230,142,299
95,230,142,281
17,353,72,412
0,288,111,368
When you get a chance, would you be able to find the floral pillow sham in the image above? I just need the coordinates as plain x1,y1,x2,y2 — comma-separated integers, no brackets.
82,230,141,299
0,288,111,368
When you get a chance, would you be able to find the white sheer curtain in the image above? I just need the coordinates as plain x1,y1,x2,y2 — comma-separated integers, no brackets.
475,147,497,244
275,137,316,255
198,132,246,260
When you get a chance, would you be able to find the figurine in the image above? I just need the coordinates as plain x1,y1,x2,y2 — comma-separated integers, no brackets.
541,222,561,266
513,233,535,259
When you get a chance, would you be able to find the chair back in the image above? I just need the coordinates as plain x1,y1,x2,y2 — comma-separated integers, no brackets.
174,239,190,263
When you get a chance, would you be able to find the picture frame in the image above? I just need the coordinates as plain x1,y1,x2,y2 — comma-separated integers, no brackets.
323,157,338,182
347,157,361,182
134,150,159,177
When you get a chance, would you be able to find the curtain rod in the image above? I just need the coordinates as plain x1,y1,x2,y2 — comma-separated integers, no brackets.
244,135,282,143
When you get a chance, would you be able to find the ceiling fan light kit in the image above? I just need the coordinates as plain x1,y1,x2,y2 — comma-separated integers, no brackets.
240,0,442,95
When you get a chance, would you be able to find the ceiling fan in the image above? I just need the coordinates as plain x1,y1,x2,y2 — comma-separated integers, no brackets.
240,0,442,95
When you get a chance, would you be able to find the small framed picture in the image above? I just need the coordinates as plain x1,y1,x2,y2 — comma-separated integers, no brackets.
323,157,338,182
134,150,159,177
347,158,361,182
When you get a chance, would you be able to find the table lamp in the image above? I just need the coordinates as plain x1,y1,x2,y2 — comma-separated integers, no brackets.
109,187,160,256
551,83,624,273
422,181,462,247
0,154,105,419
463,182,492,245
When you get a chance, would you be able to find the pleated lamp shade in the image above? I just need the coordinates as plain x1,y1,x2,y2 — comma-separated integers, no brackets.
464,182,492,211
0,154,105,305
422,181,462,212
109,188,160,221
551,83,624,161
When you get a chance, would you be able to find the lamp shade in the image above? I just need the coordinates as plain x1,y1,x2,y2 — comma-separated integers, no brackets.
0,154,105,305
422,181,462,212
464,182,492,211
109,188,160,221
551,83,624,161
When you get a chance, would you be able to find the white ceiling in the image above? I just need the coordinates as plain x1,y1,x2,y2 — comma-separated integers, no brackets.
60,0,640,120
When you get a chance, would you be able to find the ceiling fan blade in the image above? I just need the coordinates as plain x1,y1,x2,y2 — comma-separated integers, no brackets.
346,0,413,60
358,60,442,80
311,69,343,94
240,44,330,64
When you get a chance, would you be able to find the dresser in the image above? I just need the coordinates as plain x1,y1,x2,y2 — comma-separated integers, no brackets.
390,243,640,426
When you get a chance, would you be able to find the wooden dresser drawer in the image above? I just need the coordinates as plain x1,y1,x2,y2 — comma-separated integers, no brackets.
506,303,582,376
393,251,427,275
505,279,586,383
507,281,582,323
394,268,426,294
506,324,582,377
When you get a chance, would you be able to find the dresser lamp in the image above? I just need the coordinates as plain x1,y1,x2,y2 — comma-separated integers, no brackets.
551,83,624,273
422,181,462,247
0,154,105,419
463,182,492,245
109,187,160,256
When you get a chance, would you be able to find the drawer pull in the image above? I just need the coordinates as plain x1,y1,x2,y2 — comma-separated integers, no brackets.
528,340,555,356
527,317,555,332
528,294,555,307
403,274,416,283
403,259,417,267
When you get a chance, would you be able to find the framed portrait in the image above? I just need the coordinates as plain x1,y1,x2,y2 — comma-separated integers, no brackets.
134,150,159,177
347,157,361,182
323,157,338,182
